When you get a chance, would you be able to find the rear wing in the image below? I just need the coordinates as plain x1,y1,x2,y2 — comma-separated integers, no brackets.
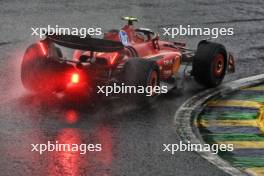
46,34,124,52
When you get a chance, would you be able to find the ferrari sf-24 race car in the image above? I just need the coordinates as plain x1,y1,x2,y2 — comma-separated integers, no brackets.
21,17,235,101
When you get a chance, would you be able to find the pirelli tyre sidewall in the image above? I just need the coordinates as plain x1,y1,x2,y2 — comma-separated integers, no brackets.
193,41,227,88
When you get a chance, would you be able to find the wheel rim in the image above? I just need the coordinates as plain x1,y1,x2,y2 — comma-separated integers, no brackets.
148,71,158,96
213,54,225,77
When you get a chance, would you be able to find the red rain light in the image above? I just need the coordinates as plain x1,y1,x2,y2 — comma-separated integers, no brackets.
38,42,47,55
71,73,80,84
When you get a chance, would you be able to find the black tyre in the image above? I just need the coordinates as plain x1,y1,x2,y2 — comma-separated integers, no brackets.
122,58,160,104
21,42,67,93
193,41,227,88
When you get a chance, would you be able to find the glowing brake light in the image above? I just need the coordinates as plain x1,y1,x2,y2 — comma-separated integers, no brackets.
38,42,47,56
71,73,80,84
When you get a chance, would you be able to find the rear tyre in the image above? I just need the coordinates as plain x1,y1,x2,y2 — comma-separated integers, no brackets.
122,58,160,105
193,41,227,88
21,42,66,93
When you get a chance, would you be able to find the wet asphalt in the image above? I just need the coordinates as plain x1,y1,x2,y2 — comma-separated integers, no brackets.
0,0,264,175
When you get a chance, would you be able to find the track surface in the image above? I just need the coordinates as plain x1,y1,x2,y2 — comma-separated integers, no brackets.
0,0,264,175
198,84,264,175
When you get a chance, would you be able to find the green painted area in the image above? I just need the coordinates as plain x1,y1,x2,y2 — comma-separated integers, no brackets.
222,156,264,168
203,133,264,142
200,112,258,120
198,84,264,174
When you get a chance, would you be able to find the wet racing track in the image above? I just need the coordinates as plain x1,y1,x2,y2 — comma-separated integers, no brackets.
0,0,264,175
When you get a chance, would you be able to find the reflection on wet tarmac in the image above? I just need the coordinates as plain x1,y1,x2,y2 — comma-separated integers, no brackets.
65,110,79,124
47,126,114,175
0,93,117,176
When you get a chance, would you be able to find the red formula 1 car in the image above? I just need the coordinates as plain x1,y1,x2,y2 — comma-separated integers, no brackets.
21,17,235,101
